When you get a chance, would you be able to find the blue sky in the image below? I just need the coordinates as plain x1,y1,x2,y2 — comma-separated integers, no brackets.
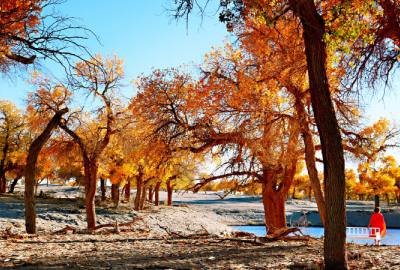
0,0,228,107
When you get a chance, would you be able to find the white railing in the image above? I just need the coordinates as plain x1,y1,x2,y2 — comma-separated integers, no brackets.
346,227,381,242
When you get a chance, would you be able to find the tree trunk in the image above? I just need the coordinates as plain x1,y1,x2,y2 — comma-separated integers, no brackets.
100,178,106,201
148,185,154,203
134,175,142,211
374,194,380,208
8,176,20,193
385,194,390,206
295,98,326,226
83,160,98,230
139,183,147,210
34,182,39,197
262,190,286,235
0,132,10,194
0,172,7,194
25,108,68,234
154,181,161,206
166,179,173,206
289,1,347,268
292,187,296,199
111,183,120,206
124,178,131,202
261,170,287,235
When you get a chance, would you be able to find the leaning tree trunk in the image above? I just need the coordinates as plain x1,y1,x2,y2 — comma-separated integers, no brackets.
8,176,21,193
154,181,161,206
111,183,120,206
295,98,326,226
25,108,68,234
166,179,173,206
289,1,347,268
100,178,106,201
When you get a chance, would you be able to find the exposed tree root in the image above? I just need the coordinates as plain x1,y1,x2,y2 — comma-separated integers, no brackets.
52,217,144,235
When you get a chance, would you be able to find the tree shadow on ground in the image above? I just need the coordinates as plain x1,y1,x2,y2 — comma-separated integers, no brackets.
8,240,309,269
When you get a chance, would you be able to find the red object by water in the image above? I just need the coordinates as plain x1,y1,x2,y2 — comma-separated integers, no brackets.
369,212,387,237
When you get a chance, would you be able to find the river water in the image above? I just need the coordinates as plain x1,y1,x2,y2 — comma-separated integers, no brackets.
234,226,400,245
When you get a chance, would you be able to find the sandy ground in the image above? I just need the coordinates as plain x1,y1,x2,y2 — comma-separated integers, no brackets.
1,232,400,269
1,186,400,269
0,193,232,236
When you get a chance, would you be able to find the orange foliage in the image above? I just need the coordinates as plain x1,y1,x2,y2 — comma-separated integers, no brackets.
0,0,43,65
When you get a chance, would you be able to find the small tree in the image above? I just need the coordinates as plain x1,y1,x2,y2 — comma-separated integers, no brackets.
58,55,125,230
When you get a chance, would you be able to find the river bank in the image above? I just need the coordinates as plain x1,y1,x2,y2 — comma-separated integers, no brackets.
170,191,400,228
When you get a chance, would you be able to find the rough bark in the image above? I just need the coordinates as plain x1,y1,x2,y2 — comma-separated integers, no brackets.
83,159,98,230
111,182,120,206
262,184,287,234
25,108,68,234
154,181,161,206
166,179,173,206
289,1,347,268
295,97,326,226
100,178,106,201
261,163,297,235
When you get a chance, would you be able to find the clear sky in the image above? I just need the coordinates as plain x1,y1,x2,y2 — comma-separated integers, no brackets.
0,0,229,107
0,0,399,160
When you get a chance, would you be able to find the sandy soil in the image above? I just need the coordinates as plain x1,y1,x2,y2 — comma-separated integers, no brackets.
1,232,400,269
0,193,232,236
